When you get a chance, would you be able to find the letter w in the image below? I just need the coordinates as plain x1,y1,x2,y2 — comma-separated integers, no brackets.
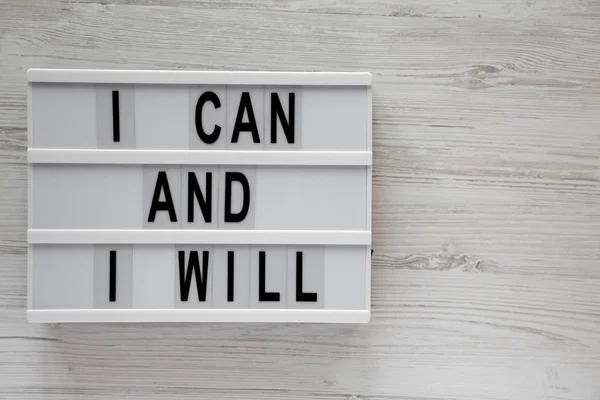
178,250,209,301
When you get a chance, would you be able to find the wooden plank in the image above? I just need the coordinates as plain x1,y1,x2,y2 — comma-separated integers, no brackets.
1,273,600,399
1,2,599,84
1,0,600,398
19,0,600,20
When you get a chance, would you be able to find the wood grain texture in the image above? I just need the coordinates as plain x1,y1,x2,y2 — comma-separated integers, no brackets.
1,0,599,398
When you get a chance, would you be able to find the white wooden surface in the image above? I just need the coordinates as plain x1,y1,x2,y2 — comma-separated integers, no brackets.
1,0,600,398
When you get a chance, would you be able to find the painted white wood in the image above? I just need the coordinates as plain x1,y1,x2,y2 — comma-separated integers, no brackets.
27,148,373,165
27,69,373,86
5,0,600,398
27,229,372,245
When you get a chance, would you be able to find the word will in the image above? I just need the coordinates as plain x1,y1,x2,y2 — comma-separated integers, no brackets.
106,250,317,303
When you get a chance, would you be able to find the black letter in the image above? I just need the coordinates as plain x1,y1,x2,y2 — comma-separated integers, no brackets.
270,93,295,144
112,90,120,142
259,251,280,302
195,91,221,144
109,250,117,302
227,251,235,302
232,92,260,144
224,172,250,223
295,252,317,302
178,250,209,302
148,171,177,223
188,172,212,223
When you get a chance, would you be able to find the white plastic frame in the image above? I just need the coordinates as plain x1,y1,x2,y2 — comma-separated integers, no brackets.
27,309,371,324
27,69,372,86
28,149,371,166
27,69,373,324
28,230,371,245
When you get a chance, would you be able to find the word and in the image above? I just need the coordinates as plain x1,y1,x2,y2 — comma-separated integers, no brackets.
148,170,250,223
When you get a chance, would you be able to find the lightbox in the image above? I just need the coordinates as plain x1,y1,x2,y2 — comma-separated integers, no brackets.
27,69,372,323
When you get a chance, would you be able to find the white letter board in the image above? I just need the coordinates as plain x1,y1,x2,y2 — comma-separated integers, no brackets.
27,69,372,323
